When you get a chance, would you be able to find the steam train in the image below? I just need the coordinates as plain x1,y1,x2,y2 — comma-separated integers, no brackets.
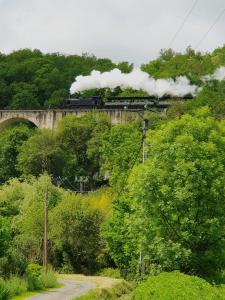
61,95,193,110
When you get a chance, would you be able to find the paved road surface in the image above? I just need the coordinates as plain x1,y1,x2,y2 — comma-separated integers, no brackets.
27,280,95,300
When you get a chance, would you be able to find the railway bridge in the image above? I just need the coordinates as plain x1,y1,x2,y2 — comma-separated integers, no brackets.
0,109,139,130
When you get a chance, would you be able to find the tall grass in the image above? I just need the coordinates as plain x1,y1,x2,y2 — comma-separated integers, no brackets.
0,278,10,300
5,277,27,296
75,280,133,300
0,268,58,300
41,269,58,289
97,268,121,279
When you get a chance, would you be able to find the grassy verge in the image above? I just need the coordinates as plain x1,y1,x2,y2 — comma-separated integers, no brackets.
11,285,63,300
0,268,58,300
58,274,133,300
74,282,133,300
10,283,63,300
11,291,40,300
73,279,133,300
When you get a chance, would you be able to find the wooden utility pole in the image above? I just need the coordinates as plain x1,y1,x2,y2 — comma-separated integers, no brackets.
43,184,48,273
142,118,149,163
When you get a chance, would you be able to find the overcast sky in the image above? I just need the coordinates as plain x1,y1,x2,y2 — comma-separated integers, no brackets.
0,0,224,65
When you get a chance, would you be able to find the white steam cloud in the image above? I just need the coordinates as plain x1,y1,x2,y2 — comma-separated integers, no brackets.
70,68,199,97
203,66,225,81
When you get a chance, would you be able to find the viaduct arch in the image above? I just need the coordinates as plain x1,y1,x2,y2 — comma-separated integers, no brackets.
0,109,138,130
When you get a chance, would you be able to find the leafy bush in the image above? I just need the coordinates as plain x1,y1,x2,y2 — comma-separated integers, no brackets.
26,263,44,291
98,268,121,279
134,272,225,300
26,263,58,291
0,278,10,300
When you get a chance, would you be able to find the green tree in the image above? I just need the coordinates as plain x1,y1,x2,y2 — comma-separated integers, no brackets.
50,192,104,274
0,124,34,183
0,216,12,276
117,61,133,73
10,90,40,109
104,108,225,278
9,82,39,109
0,79,9,108
100,122,142,191
141,47,214,85
0,179,31,276
0,217,11,259
0,48,120,109
14,175,62,265
56,112,110,190
17,129,63,178
44,89,68,109
187,80,225,119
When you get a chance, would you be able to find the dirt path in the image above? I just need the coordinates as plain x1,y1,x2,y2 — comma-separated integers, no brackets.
26,280,95,300
26,274,121,300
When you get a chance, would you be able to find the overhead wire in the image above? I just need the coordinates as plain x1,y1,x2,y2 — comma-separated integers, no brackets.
195,7,225,50
168,0,199,48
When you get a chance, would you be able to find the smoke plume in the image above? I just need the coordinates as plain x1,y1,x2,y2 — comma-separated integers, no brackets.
70,68,200,97
203,66,225,81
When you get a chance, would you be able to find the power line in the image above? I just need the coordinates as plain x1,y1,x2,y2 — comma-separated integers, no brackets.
168,0,199,48
195,7,225,50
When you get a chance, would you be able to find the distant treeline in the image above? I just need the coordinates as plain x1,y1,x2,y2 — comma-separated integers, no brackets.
0,49,132,109
0,45,225,109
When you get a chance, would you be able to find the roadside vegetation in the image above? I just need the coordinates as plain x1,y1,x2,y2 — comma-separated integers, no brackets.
0,263,57,300
75,280,133,300
1,45,225,299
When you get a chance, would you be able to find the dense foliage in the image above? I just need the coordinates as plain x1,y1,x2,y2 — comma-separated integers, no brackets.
1,45,225,298
0,49,132,109
0,124,34,183
141,46,225,84
100,122,142,191
104,109,225,279
0,112,114,190
134,272,225,300
0,175,113,277
0,45,225,110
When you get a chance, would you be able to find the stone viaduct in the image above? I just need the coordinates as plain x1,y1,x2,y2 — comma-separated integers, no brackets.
0,109,139,130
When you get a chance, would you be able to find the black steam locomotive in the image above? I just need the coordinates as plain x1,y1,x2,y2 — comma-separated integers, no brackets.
62,95,193,110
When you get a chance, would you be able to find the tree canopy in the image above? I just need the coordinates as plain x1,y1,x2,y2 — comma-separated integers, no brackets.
0,49,133,109
1,45,225,289
104,108,225,278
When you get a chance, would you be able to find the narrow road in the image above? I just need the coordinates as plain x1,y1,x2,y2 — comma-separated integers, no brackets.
26,280,95,300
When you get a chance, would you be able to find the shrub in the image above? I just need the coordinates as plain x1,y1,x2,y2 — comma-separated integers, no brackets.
26,263,44,291
0,278,10,300
5,276,27,296
111,281,133,297
76,280,133,300
134,272,224,300
98,268,121,279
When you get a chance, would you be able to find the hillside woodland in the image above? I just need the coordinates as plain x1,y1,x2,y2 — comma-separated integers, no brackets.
1,46,225,299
